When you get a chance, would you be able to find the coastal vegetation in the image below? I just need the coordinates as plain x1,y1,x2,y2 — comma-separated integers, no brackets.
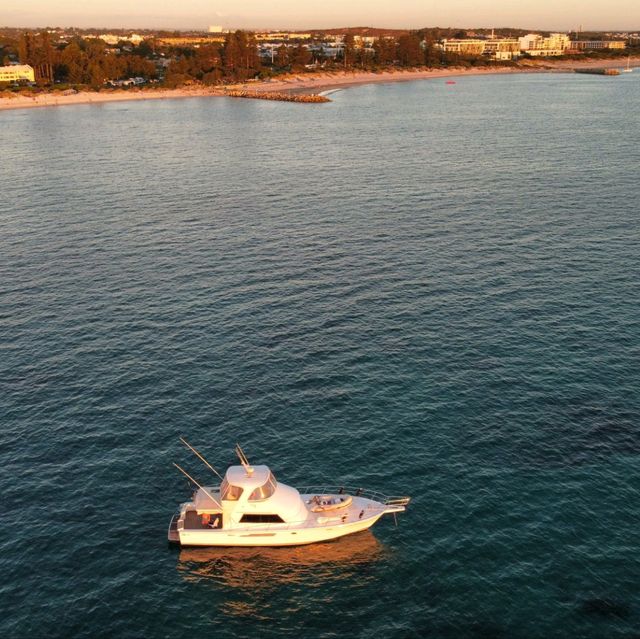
1,27,638,93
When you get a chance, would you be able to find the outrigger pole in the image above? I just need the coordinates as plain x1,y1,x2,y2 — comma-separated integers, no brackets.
173,462,222,509
235,443,253,475
179,436,224,481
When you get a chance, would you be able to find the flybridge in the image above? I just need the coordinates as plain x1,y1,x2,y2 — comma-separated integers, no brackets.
169,439,411,547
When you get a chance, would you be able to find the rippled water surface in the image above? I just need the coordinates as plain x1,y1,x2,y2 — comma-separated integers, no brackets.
1,72,640,638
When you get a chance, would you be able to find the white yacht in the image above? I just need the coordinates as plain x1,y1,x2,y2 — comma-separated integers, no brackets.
168,441,410,547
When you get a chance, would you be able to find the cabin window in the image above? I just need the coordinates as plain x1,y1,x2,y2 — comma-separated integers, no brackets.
248,472,278,501
220,479,243,501
240,514,284,523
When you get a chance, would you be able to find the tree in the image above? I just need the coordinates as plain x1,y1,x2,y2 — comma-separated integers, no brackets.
343,33,355,68
18,32,35,64
60,39,87,84
397,34,423,67
88,61,105,88
123,55,156,79
16,31,55,82
275,44,289,68
222,31,240,78
373,37,396,65
290,43,311,69
134,39,155,58
423,36,439,66
222,31,260,81
356,45,374,69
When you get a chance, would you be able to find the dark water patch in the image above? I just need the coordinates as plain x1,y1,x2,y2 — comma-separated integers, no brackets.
580,598,631,619
469,621,508,639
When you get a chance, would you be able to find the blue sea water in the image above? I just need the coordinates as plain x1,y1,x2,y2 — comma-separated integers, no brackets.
1,72,640,638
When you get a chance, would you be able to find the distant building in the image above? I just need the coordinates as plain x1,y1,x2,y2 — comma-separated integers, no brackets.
255,32,312,42
570,40,626,50
158,36,225,46
208,25,224,33
354,35,377,46
518,33,571,56
438,38,520,60
97,33,144,45
0,64,35,83
483,38,520,60
440,33,621,59
439,39,486,56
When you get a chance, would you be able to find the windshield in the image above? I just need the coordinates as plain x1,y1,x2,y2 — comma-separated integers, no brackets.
220,479,243,501
248,472,277,501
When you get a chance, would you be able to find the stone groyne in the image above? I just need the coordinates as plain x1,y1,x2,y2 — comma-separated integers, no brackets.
574,68,620,76
223,89,331,103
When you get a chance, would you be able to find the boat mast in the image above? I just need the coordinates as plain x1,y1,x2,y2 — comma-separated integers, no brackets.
179,436,224,480
173,462,222,509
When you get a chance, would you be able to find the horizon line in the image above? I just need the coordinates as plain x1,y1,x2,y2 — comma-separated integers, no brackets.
1,23,639,33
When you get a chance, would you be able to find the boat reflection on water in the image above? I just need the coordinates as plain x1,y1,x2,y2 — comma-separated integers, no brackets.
177,529,387,592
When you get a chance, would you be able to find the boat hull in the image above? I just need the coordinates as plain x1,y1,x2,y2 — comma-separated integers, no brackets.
174,511,387,547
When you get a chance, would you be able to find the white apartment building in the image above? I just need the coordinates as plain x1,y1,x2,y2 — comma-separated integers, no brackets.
518,33,571,56
438,38,520,60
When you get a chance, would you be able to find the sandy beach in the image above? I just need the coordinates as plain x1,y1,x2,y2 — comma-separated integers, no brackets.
1,57,638,112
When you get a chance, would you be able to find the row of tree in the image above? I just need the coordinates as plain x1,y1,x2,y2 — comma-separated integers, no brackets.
3,32,156,86
3,29,500,89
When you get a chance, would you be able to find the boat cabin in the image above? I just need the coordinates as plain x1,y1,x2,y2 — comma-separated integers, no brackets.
186,464,309,530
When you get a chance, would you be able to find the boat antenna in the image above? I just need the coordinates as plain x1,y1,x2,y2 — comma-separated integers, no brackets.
173,462,222,509
235,443,254,476
179,436,224,480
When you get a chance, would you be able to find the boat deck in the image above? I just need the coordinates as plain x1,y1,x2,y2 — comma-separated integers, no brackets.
301,494,382,525
170,488,409,542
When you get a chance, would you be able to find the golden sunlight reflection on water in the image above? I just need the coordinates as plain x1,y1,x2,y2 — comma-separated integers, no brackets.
176,531,387,617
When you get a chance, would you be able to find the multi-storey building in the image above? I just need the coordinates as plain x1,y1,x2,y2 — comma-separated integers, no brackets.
570,40,626,50
438,38,521,60
518,33,571,56
483,38,521,60
0,65,35,83
439,39,486,56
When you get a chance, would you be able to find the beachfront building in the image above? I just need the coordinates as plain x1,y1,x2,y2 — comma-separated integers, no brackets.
518,33,571,56
483,38,521,60
570,40,626,50
439,39,486,56
0,65,35,83
438,38,520,60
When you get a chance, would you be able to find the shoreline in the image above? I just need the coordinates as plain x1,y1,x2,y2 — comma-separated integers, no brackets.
1,57,638,112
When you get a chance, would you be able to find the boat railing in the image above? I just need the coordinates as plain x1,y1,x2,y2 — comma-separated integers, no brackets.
300,486,411,508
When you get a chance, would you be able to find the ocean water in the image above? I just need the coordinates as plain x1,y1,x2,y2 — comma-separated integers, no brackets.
1,72,639,638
